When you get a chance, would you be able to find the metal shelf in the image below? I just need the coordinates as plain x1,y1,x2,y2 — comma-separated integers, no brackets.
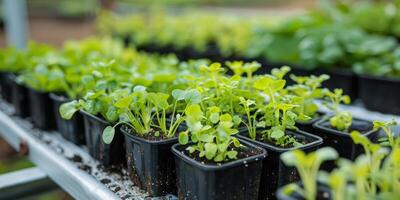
0,101,166,200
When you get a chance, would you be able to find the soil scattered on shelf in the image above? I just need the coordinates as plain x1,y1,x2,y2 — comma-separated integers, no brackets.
78,164,92,174
69,154,82,163
100,178,111,184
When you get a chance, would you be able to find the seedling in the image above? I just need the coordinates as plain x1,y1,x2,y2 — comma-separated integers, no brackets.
178,104,241,162
280,147,338,200
102,87,200,144
373,119,398,148
252,67,303,147
323,89,352,132
288,74,330,119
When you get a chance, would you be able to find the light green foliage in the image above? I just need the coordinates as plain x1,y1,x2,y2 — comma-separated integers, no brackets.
287,74,330,119
281,147,338,200
323,89,352,132
253,67,302,147
179,104,241,162
373,119,398,148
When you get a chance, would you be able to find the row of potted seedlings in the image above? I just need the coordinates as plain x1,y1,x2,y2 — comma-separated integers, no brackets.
0,38,394,199
98,5,400,115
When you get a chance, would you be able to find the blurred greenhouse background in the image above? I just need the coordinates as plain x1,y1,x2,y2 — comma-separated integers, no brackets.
3,1,399,200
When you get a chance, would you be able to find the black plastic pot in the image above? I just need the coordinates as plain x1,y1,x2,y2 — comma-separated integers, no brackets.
313,117,376,160
358,74,400,115
80,110,125,167
172,139,267,200
277,182,332,200
49,93,85,145
0,72,14,103
296,112,326,134
237,129,323,200
121,127,178,196
27,87,56,130
9,75,30,118
316,68,357,100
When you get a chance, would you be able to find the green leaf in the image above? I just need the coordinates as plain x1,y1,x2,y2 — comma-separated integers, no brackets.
226,151,238,159
133,85,146,92
209,113,220,124
102,126,115,144
214,154,224,162
172,89,185,101
198,133,215,143
59,100,79,120
179,131,189,144
204,143,218,160
270,128,285,139
184,89,201,104
232,137,241,147
315,147,339,162
114,95,133,108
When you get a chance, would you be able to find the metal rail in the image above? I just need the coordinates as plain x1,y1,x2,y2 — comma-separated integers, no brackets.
0,167,57,199
0,107,121,200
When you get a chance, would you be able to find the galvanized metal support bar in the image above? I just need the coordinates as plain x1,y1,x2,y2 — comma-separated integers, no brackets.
0,167,57,199
0,110,120,200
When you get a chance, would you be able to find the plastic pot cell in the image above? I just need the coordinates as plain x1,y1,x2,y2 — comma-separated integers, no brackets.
358,74,400,115
313,117,376,160
172,139,267,200
0,72,14,103
276,182,332,200
27,87,56,130
121,126,178,196
316,68,357,101
49,93,85,145
80,110,125,167
237,129,323,200
9,75,30,118
296,112,326,134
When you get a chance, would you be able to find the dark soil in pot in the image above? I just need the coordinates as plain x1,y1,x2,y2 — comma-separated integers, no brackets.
277,182,332,200
27,87,56,130
172,139,267,200
9,75,30,118
313,117,376,163
237,129,323,200
80,110,125,167
49,93,85,145
121,125,179,196
0,72,14,103
358,74,400,115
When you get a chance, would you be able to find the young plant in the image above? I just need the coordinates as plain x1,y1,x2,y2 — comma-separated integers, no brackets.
18,62,68,92
280,147,338,200
252,67,303,147
287,74,330,120
178,104,241,162
226,61,261,81
323,89,352,132
373,119,398,149
350,131,390,196
102,87,200,144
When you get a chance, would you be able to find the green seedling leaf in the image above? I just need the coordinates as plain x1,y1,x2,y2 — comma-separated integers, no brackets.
172,89,185,101
59,100,79,120
205,142,218,160
179,131,189,144
102,126,115,144
114,95,133,108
